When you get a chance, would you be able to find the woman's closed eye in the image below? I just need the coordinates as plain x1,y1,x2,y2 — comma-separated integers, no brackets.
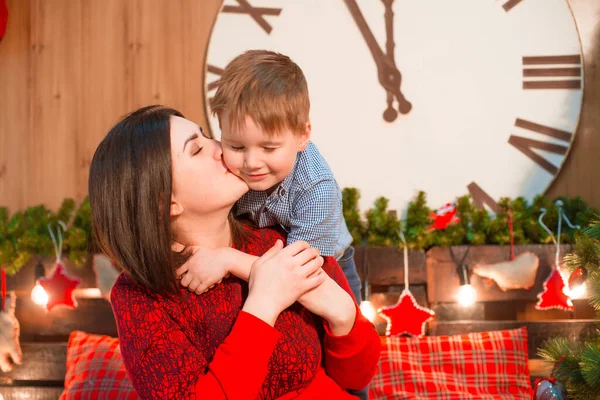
192,145,203,156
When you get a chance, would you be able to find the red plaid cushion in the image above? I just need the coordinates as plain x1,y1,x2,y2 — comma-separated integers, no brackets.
369,327,533,399
60,330,139,400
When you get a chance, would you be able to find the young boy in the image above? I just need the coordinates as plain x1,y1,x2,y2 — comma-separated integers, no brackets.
180,49,362,305
181,49,368,398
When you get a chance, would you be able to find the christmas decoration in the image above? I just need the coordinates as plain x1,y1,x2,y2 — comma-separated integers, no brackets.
428,203,459,231
39,263,80,310
535,202,580,311
0,0,7,41
473,252,539,291
533,378,567,400
449,246,477,307
472,210,539,291
538,217,600,400
378,232,435,337
93,253,119,300
568,266,588,290
37,222,81,311
536,268,573,311
0,267,22,372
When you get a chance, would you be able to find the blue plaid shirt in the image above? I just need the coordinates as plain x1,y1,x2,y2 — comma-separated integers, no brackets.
234,142,353,258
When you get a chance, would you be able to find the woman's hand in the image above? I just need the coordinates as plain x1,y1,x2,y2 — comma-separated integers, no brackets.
243,240,326,327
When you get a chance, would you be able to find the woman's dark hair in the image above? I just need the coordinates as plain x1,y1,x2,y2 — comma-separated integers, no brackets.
89,105,245,295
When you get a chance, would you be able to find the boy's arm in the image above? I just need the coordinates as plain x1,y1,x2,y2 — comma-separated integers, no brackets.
288,179,343,257
177,248,257,293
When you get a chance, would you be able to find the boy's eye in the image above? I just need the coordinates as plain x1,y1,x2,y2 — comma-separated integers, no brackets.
230,146,244,151
264,147,277,153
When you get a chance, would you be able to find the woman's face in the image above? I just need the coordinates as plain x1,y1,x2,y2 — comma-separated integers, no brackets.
170,116,248,216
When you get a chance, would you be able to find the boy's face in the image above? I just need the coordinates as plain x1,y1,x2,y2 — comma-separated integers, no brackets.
220,115,310,192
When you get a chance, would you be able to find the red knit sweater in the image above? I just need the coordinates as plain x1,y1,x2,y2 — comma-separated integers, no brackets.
111,226,380,399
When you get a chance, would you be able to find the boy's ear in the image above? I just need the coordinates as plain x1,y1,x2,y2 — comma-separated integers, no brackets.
297,122,311,151
170,195,184,217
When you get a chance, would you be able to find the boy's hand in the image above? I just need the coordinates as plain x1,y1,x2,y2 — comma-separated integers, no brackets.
176,247,234,295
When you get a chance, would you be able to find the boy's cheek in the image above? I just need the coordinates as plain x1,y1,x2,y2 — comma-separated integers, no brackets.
222,151,244,177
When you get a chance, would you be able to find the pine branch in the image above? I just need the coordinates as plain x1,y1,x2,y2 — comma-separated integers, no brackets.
580,342,600,390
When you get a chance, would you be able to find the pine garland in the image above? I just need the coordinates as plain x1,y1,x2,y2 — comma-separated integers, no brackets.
0,198,91,274
538,218,600,399
343,189,598,250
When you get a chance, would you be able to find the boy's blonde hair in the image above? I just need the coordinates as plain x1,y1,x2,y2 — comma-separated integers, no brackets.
210,50,310,136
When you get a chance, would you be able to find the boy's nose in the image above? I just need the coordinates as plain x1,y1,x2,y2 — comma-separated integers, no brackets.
244,152,261,170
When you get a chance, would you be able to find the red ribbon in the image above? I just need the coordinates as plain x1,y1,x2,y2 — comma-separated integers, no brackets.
508,207,515,261
1,265,6,311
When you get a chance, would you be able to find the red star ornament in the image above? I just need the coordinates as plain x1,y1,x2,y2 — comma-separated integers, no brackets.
535,268,573,311
378,289,435,337
39,263,80,311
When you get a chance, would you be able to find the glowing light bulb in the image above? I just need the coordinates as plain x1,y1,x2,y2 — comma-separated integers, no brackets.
457,284,477,307
360,300,377,322
31,282,49,307
568,282,587,299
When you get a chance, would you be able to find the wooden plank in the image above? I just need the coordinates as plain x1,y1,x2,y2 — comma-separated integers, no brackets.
0,0,30,212
130,0,185,110
544,1,600,208
183,0,221,125
28,0,82,209
429,319,600,358
355,247,427,286
432,303,485,321
78,0,131,200
427,245,572,303
16,297,117,339
1,343,66,381
0,387,64,400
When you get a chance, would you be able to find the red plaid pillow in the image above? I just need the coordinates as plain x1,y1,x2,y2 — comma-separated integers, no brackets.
60,330,139,400
369,327,533,399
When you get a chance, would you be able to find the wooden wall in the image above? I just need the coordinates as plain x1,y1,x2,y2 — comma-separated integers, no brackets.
0,0,599,212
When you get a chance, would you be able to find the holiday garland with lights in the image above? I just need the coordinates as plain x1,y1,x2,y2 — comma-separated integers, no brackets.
537,218,600,400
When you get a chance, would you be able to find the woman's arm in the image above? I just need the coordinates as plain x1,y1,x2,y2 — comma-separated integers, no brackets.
111,241,325,399
317,256,382,391
111,282,280,399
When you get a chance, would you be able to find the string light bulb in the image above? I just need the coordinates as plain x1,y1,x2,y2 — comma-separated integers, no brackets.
31,260,48,307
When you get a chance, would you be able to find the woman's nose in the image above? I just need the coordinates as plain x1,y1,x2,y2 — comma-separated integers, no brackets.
212,139,224,160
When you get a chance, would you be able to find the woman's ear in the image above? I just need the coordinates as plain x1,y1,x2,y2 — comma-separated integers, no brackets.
298,122,311,151
170,195,184,217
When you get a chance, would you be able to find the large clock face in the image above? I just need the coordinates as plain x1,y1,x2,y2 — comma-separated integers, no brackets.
205,0,584,214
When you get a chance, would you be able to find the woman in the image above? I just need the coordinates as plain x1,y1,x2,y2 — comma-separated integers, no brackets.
89,105,380,399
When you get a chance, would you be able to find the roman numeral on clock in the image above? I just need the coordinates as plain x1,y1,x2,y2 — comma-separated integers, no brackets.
467,182,501,214
523,55,582,90
508,118,572,175
206,64,224,106
222,0,282,34
501,0,524,12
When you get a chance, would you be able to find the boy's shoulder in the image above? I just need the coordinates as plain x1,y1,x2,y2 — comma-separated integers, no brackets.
291,141,335,187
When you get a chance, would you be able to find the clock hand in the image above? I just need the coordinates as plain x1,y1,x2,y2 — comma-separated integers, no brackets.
344,0,411,120
382,0,411,116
